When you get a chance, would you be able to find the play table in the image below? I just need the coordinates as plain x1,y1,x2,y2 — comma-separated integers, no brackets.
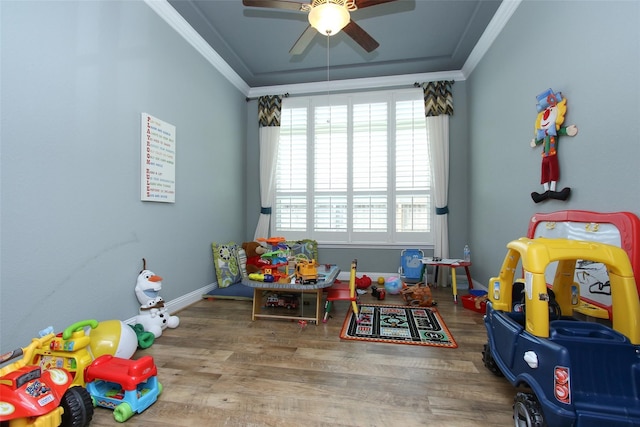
422,258,473,303
242,265,340,324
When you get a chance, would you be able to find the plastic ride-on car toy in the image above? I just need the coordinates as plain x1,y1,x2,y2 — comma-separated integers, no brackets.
483,237,640,427
29,319,138,388
0,333,94,427
29,320,99,388
84,354,162,422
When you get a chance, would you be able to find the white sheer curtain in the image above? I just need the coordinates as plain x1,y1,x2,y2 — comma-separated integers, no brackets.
422,81,453,286
427,115,450,259
253,96,283,239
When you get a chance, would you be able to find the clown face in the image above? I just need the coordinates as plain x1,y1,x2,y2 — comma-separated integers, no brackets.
540,104,558,132
535,94,567,139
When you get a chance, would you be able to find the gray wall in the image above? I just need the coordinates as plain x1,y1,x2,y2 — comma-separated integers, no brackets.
3,0,639,351
467,1,640,287
1,1,247,350
244,82,470,275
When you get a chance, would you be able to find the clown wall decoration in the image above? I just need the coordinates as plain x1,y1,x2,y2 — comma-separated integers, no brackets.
530,89,578,203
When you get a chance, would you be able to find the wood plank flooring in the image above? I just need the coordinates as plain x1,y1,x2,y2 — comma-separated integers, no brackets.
88,287,517,426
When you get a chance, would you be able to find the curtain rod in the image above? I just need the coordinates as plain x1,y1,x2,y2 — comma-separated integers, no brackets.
247,81,455,101
414,80,455,87
246,93,290,102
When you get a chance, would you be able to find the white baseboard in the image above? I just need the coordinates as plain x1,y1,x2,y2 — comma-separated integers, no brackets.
124,276,486,326
337,271,401,281
124,283,215,325
339,271,485,292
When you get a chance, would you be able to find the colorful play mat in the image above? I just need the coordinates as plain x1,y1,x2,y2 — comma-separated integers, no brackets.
340,304,457,348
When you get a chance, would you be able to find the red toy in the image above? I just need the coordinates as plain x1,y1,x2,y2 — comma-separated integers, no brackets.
84,354,162,422
355,274,372,290
371,285,386,300
242,241,270,274
265,293,299,309
0,333,94,427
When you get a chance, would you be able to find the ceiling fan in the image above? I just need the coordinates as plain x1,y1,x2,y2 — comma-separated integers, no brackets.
242,0,399,55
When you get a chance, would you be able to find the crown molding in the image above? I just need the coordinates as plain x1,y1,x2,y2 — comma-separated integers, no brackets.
146,0,519,98
246,70,465,99
144,0,250,95
461,0,523,78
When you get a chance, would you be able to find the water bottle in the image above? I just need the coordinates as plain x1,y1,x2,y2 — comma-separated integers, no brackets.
463,244,471,262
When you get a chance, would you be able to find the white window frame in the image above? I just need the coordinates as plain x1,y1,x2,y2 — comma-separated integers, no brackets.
272,88,433,247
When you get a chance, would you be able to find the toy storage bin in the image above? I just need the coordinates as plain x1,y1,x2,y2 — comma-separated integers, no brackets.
461,289,487,313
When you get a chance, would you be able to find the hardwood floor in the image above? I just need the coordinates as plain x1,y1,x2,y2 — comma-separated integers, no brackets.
88,287,517,426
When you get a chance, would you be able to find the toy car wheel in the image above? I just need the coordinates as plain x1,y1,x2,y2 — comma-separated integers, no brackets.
513,392,545,427
61,386,94,427
482,343,504,377
113,402,134,423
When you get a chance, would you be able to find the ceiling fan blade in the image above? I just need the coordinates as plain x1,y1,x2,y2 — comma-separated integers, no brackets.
342,20,379,52
242,0,308,12
289,24,317,55
353,0,399,9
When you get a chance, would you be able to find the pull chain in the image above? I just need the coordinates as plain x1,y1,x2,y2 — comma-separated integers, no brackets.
327,33,330,94
327,34,331,126
326,34,333,159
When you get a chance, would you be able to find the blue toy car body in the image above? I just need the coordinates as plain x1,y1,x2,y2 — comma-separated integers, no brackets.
483,238,640,426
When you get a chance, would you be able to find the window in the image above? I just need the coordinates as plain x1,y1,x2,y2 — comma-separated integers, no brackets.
273,88,432,246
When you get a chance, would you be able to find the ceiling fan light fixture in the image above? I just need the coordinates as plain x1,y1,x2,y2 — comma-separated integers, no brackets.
308,0,350,36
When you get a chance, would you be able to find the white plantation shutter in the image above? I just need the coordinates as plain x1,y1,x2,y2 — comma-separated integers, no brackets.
314,105,348,233
275,107,307,231
352,102,388,233
273,89,432,245
395,99,430,233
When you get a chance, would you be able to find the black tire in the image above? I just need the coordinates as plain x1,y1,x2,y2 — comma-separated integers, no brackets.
513,392,546,427
60,386,94,427
549,300,562,320
547,288,562,320
482,343,504,377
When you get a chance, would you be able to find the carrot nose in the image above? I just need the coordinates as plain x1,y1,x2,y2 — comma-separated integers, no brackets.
149,275,163,282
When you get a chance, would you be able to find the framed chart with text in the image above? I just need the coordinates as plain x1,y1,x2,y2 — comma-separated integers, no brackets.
141,113,176,203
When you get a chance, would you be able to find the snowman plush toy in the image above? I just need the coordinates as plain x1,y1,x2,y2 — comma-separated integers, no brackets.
133,259,180,338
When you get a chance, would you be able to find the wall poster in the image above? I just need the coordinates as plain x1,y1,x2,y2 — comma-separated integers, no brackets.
141,113,176,203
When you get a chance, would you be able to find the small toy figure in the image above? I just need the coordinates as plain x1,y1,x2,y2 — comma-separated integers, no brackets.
242,241,269,274
371,285,386,300
133,259,179,338
530,88,578,203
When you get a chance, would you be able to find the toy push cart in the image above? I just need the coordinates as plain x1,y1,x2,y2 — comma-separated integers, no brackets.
85,354,162,422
